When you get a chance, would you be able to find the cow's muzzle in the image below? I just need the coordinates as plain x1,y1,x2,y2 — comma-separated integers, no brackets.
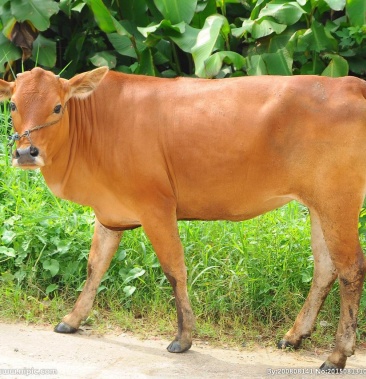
13,146,45,168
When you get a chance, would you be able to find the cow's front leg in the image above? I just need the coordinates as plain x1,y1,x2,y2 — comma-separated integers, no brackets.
55,218,122,333
141,206,195,353
278,211,337,349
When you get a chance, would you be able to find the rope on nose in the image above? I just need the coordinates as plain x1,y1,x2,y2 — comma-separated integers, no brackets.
8,118,61,148
7,104,67,149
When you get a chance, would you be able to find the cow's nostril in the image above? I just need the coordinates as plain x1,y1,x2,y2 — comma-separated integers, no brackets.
15,149,20,159
30,146,39,157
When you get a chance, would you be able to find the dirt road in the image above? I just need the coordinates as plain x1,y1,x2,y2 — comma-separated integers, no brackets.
0,323,365,379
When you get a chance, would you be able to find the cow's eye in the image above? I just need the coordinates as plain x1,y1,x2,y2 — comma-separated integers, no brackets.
54,104,62,114
9,102,16,112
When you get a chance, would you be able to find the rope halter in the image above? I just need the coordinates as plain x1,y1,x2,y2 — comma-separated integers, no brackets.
7,104,67,149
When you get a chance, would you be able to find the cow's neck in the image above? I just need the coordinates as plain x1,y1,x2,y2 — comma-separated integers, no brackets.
40,94,111,204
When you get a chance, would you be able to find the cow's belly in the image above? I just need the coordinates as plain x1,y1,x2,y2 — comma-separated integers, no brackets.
173,148,294,221
176,192,293,222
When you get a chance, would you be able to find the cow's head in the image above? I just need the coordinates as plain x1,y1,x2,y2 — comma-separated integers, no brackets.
0,67,108,169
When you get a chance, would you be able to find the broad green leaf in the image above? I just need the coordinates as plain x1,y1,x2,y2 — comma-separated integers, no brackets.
0,246,16,257
258,1,306,25
321,54,349,77
85,0,115,33
120,0,150,27
246,28,294,75
108,34,137,59
252,19,287,38
153,0,198,24
59,0,85,16
145,0,163,20
136,48,156,76
0,33,21,72
346,0,366,26
250,0,267,20
191,0,216,28
43,259,60,277
161,69,177,77
72,3,86,13
1,230,16,244
154,39,171,65
299,20,337,52
138,20,185,38
324,0,346,11
170,24,200,53
231,19,254,38
32,35,56,67
138,20,199,53
192,14,229,77
10,0,59,31
46,284,58,295
233,18,287,39
123,285,136,296
262,47,293,75
89,51,116,68
247,54,268,75
301,271,312,283
268,32,294,53
2,16,17,39
116,249,127,261
59,0,71,17
300,58,326,75
203,51,246,78
54,239,71,254
97,285,107,293
85,0,131,37
112,19,132,37
122,267,146,284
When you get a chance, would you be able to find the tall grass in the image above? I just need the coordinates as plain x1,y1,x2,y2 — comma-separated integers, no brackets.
1,103,365,348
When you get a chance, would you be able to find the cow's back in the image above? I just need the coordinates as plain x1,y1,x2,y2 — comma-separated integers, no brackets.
154,75,366,220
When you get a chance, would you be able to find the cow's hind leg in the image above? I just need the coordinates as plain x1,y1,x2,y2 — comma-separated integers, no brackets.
316,200,366,370
55,219,122,333
141,205,195,353
278,210,337,349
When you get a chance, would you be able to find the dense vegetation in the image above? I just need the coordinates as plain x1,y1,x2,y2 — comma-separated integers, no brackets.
0,0,365,79
0,0,366,347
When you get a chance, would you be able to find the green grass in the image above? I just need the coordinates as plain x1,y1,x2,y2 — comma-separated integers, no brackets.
1,103,366,350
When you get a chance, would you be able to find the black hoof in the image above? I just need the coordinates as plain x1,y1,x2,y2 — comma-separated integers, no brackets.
277,339,297,350
319,361,343,373
54,322,78,334
167,339,192,353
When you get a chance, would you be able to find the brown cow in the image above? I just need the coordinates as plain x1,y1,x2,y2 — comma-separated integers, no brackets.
1,67,365,371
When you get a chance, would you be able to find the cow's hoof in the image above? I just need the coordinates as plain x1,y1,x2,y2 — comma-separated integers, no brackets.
54,322,78,334
167,339,192,353
319,361,343,373
277,339,297,350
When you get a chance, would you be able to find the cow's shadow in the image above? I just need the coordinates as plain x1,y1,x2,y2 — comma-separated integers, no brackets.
70,330,326,378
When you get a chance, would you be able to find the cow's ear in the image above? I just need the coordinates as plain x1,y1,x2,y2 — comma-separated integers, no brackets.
0,79,14,102
66,67,109,100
